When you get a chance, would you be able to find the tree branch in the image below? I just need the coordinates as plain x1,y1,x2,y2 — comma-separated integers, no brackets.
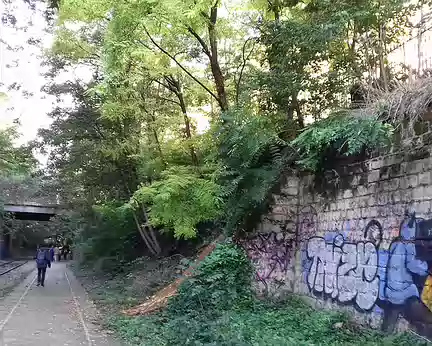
140,25,221,104
187,26,211,57
157,94,181,106
236,37,257,105
152,78,172,91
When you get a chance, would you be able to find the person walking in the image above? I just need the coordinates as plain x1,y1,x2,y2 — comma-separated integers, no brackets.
63,244,69,261
49,245,55,262
35,245,51,287
54,245,60,262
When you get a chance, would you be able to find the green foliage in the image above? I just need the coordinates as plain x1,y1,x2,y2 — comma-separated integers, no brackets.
292,111,394,172
216,109,293,235
291,111,393,172
129,167,222,239
0,127,36,176
259,15,347,122
75,203,140,262
106,244,423,345
169,243,253,313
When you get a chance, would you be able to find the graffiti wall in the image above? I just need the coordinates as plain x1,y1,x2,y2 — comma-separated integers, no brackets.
242,152,432,338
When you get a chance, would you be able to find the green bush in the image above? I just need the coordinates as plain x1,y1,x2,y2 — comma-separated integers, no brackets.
75,203,141,263
103,241,425,346
291,111,394,172
109,296,422,346
168,242,253,314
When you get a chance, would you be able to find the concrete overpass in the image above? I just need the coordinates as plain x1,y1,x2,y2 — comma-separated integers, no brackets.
3,203,63,221
1,203,66,259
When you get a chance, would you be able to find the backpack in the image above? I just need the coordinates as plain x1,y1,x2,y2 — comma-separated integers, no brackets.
36,249,47,265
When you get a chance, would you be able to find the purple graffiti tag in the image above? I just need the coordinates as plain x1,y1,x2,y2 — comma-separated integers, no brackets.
242,231,295,294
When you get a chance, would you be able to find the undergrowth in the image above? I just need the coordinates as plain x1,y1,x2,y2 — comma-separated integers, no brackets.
103,243,425,346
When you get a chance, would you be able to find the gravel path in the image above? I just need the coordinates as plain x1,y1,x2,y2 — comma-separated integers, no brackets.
0,262,122,346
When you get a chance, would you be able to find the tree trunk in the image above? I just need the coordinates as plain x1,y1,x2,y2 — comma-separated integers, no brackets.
208,5,229,112
140,204,161,254
132,209,158,256
138,88,166,166
176,90,199,166
293,93,304,128
150,112,165,164
379,23,388,91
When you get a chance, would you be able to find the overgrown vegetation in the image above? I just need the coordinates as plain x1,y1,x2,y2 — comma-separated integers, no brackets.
3,1,432,344
292,111,395,172
30,0,427,258
98,243,423,346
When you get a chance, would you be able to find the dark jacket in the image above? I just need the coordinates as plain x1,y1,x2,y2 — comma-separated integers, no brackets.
35,248,51,269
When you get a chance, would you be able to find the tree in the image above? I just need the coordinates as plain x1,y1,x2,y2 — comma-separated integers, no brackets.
0,126,36,176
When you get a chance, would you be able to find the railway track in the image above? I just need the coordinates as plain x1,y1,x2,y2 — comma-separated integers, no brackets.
0,260,16,268
0,261,28,276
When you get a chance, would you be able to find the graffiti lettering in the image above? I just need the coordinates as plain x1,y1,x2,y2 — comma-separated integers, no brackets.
243,231,295,294
307,233,379,310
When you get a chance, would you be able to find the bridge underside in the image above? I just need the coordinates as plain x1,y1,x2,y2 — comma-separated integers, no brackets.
0,204,63,259
3,204,58,221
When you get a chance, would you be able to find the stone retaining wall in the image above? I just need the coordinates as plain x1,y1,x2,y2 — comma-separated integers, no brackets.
243,147,432,338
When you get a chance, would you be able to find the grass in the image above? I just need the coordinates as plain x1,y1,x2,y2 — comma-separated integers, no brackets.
107,296,427,346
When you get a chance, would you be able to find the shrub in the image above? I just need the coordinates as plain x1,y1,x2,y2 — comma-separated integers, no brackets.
291,111,394,172
168,242,253,315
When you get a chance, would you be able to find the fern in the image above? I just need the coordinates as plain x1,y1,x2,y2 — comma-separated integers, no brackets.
216,109,292,235
129,166,222,239
292,110,394,172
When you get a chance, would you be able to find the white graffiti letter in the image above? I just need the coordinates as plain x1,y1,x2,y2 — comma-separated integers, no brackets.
355,242,379,310
307,237,326,292
337,243,357,303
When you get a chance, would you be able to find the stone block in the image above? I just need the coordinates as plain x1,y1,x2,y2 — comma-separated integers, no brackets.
369,158,384,170
406,161,424,175
388,163,403,178
419,172,432,186
367,183,377,195
424,185,432,199
367,196,376,207
390,191,401,203
383,154,400,167
287,178,300,187
343,189,354,199
357,185,368,196
415,201,431,216
413,186,426,201
351,175,361,187
423,158,432,171
301,193,313,205
336,200,346,211
400,174,418,189
383,178,400,191
368,170,380,183
271,205,294,215
281,186,299,197
376,193,387,206
401,188,414,201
